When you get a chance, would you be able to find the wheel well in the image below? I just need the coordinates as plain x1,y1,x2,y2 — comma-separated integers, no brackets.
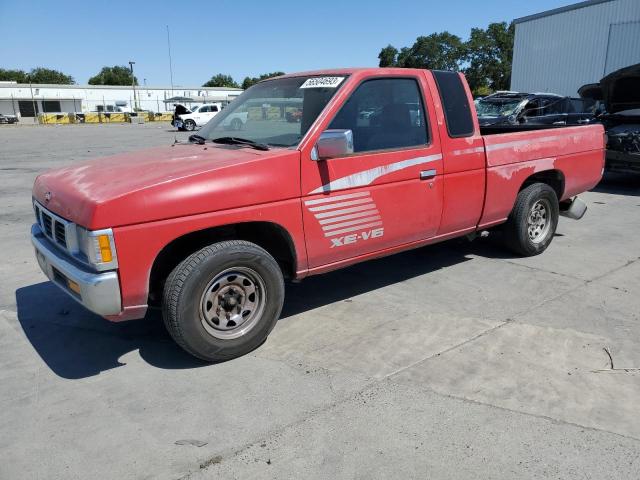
520,169,565,200
148,222,296,306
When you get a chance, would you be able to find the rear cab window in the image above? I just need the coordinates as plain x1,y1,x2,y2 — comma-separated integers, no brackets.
432,70,475,138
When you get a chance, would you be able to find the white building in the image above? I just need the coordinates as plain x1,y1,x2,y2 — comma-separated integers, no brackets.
0,82,243,117
511,0,640,96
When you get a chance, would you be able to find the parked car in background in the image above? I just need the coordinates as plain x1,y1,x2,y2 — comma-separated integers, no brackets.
0,113,19,124
476,91,594,128
175,103,222,131
31,68,604,362
219,111,248,131
286,108,303,123
580,63,640,174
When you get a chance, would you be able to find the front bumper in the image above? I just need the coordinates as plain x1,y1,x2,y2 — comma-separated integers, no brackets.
31,224,122,316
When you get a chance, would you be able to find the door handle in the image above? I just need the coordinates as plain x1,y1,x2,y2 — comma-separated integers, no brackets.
420,169,437,180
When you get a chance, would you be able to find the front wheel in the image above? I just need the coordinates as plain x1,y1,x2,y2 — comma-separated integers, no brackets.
503,183,559,256
183,119,196,131
162,240,284,361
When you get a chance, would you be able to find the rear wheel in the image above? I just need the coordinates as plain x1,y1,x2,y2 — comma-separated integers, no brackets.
503,183,559,256
184,119,196,131
230,118,243,131
162,240,284,361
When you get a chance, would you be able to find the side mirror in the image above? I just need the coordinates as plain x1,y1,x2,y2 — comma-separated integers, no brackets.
311,129,354,161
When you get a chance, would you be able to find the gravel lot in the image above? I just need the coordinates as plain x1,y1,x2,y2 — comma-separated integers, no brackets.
1,123,639,479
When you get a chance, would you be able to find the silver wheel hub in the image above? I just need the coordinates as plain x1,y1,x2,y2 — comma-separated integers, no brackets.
527,199,551,243
199,267,266,340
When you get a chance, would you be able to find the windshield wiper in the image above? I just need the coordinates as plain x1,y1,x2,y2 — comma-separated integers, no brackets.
212,136,270,151
188,134,207,145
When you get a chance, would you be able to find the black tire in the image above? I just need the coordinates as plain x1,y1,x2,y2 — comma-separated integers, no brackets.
503,183,559,256
184,119,196,131
162,240,284,361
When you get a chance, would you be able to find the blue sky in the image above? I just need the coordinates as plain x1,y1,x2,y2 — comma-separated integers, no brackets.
1,0,577,86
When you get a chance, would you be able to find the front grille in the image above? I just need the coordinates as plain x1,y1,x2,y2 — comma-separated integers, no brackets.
34,202,72,250
42,212,53,236
54,221,67,248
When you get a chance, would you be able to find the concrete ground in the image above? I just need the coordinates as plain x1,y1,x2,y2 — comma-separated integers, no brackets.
1,123,639,479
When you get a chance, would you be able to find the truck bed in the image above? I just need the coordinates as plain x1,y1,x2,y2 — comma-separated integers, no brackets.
478,124,605,228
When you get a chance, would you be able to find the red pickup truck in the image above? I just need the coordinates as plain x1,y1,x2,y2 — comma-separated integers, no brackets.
32,68,605,361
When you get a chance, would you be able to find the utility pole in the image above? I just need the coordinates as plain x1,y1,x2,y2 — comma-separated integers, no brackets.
129,61,138,110
28,75,38,122
166,25,174,96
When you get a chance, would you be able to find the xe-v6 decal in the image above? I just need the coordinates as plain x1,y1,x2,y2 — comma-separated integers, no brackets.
304,191,384,248
309,154,442,194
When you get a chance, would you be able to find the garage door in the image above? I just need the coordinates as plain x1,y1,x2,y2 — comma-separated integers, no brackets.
605,21,640,75
18,100,39,117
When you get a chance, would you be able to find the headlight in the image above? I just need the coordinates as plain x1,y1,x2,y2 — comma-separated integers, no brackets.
76,226,118,270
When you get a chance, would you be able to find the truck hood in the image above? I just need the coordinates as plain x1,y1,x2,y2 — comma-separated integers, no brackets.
33,144,300,229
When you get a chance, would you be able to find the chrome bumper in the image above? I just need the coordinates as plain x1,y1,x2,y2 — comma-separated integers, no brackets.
31,224,122,316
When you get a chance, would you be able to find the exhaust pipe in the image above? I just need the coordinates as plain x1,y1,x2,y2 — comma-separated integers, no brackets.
560,196,587,220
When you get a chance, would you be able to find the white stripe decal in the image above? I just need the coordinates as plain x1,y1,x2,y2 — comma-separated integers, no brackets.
314,204,377,219
452,146,485,156
304,191,370,206
309,154,442,194
308,198,374,212
318,209,379,225
486,134,574,152
322,215,382,231
324,221,383,237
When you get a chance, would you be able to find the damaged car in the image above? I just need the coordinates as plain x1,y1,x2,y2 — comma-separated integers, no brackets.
476,91,594,130
580,63,640,174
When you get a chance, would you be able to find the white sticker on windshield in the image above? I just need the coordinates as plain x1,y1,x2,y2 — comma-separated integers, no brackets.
300,77,345,89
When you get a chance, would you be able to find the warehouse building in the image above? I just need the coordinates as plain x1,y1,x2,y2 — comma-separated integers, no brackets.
0,83,243,118
511,0,640,96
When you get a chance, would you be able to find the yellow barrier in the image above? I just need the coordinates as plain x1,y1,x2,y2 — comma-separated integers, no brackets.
39,113,71,124
84,112,100,123
104,113,125,122
36,111,174,124
155,112,173,121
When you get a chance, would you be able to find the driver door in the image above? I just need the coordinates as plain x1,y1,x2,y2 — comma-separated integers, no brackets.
194,105,208,125
301,75,444,269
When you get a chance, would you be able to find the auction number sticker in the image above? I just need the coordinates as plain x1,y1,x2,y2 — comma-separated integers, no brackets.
300,77,345,89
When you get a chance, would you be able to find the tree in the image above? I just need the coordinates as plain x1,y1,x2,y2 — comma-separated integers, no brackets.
378,45,399,67
0,69,28,83
374,21,515,95
28,68,74,84
202,74,239,88
0,67,74,84
396,32,465,70
88,66,137,86
241,72,285,90
464,22,515,95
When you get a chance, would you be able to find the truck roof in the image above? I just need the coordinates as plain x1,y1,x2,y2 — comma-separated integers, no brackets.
276,67,434,80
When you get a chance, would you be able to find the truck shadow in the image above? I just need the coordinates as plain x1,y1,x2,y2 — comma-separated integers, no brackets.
15,236,510,380
593,172,640,197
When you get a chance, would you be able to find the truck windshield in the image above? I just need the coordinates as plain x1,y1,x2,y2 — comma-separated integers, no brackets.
475,98,523,117
198,75,347,147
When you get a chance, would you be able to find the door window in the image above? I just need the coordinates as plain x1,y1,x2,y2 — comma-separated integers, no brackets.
199,105,210,113
523,99,544,117
543,97,567,115
328,78,428,153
